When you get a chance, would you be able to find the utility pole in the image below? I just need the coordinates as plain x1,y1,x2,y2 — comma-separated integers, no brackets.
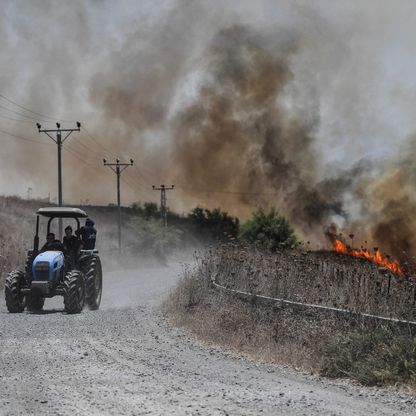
103,158,134,254
152,184,174,228
37,121,81,239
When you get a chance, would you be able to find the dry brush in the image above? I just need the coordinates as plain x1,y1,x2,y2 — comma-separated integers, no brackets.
165,244,416,387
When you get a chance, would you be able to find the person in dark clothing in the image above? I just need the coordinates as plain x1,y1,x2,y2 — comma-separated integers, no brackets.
63,225,80,259
75,218,97,250
40,232,64,252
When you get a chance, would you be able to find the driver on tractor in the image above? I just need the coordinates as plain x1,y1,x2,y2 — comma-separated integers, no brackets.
40,232,64,252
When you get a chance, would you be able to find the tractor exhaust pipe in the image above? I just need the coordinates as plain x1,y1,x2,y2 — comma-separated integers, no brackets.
34,215,39,254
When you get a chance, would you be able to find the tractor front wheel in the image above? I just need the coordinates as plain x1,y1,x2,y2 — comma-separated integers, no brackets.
5,270,26,313
63,270,85,314
85,255,102,310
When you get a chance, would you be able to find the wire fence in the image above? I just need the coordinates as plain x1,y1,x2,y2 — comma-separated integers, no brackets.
210,276,416,328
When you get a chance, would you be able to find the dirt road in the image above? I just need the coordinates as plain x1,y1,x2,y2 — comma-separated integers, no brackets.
0,264,414,415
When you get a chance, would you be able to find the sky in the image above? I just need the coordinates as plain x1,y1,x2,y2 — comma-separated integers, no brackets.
1,0,416,252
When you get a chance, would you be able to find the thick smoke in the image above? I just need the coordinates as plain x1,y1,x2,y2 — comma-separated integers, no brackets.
169,25,357,238
349,137,416,260
2,1,416,257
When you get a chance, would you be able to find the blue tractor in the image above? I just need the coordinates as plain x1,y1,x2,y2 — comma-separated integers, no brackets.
4,207,102,314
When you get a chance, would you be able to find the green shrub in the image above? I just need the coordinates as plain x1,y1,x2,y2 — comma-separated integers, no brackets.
240,207,297,250
320,325,416,386
143,202,159,219
188,206,239,242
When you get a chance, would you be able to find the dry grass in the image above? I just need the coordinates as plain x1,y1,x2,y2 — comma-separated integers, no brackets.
166,282,350,371
165,245,416,387
0,197,37,286
210,244,416,320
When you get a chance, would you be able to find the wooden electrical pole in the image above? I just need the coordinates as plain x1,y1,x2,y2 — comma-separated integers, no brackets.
37,121,81,239
103,158,134,253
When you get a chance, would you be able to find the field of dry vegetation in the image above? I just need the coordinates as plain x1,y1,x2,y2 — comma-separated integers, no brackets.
165,244,416,387
0,197,38,286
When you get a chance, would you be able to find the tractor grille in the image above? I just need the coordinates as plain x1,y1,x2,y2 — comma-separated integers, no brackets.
34,261,49,280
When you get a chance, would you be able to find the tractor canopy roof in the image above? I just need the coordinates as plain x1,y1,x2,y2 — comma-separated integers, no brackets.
37,207,88,218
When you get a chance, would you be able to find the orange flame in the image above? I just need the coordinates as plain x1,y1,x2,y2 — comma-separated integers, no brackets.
332,239,403,275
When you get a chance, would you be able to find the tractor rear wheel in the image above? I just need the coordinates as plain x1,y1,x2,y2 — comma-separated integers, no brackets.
5,270,26,313
26,295,45,312
85,255,102,310
63,270,85,314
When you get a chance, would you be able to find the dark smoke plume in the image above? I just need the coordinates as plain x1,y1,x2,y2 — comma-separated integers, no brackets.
351,137,416,261
170,25,356,238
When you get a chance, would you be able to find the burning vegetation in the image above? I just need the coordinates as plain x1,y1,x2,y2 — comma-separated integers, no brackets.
325,225,405,276
332,239,403,276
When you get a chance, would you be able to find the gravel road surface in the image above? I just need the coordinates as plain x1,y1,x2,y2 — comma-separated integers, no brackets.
0,263,415,415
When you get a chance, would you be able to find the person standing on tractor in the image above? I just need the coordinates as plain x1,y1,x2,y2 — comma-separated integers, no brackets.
76,218,97,250
63,225,79,261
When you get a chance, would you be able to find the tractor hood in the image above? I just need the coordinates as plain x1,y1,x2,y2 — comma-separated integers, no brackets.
32,251,64,281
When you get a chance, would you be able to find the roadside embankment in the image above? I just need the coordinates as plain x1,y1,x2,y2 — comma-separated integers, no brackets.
164,245,416,388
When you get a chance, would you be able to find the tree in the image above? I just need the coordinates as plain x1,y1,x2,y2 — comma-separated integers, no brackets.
240,207,297,250
143,202,159,219
189,206,239,241
130,202,143,215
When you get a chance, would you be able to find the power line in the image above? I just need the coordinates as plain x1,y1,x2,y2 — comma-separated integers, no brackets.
66,138,146,195
80,127,151,191
175,186,278,197
0,122,143,204
80,127,147,192
0,92,153,187
82,126,119,158
1,132,141,196
62,147,144,196
0,103,42,122
82,126,153,183
0,114,36,124
63,149,145,207
0,93,76,123
132,164,152,183
71,134,105,159
63,146,104,171
63,147,143,206
0,128,51,146
0,123,276,200
0,94,155,202
0,127,103,187
62,137,144,196
123,170,147,192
